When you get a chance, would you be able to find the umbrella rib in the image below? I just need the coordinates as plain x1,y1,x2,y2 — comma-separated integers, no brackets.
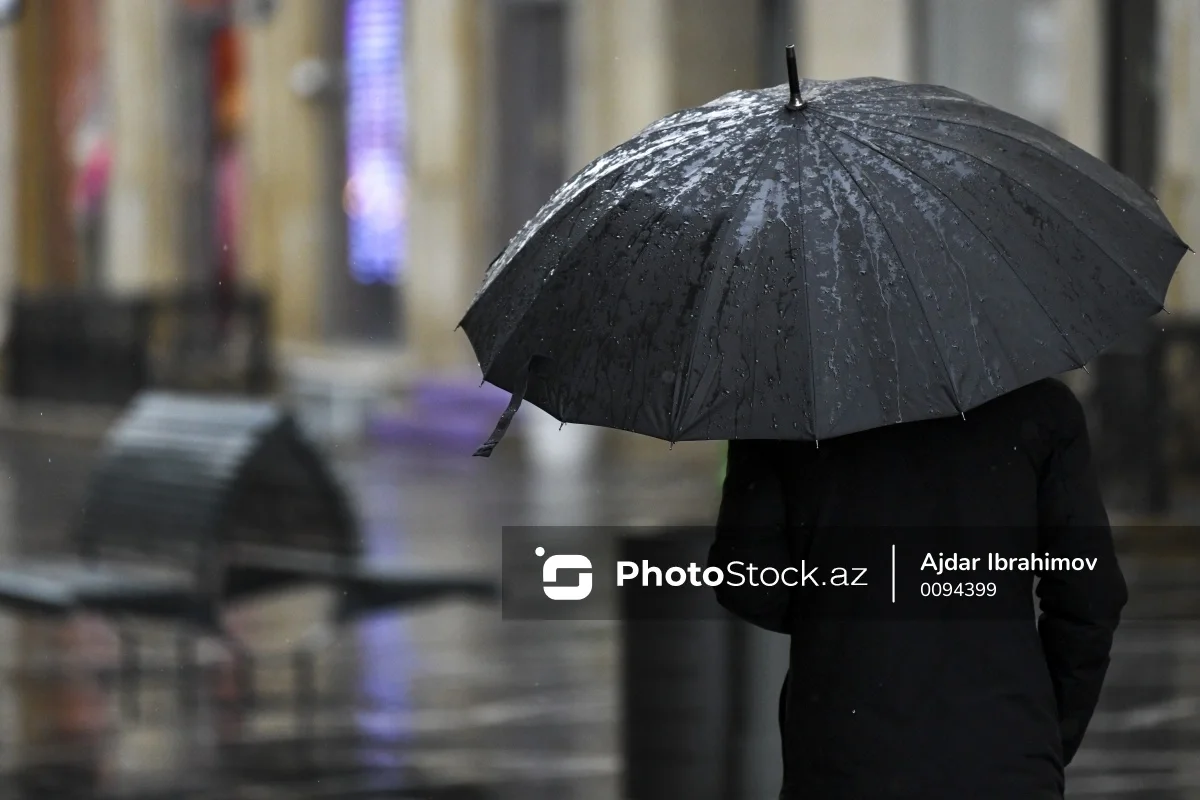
811,129,965,414
793,121,819,440
821,107,1180,241
830,127,1089,369
814,110,1168,304
671,138,787,440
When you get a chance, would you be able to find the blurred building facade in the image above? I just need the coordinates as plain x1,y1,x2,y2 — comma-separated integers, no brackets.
0,0,1196,446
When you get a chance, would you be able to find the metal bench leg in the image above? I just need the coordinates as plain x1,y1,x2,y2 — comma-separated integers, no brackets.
177,634,199,721
294,648,317,769
236,645,256,711
119,628,140,722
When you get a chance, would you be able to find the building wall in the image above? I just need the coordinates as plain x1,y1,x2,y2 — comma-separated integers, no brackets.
1161,0,1200,313
799,0,915,80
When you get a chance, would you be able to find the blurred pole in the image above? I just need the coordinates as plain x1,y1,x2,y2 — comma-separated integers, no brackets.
174,2,222,290
241,0,337,344
1104,0,1159,191
798,0,916,80
103,0,183,294
619,532,732,800
404,0,484,370
1094,0,1164,511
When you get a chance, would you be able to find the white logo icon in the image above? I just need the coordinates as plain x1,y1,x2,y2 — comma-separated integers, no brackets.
536,546,593,601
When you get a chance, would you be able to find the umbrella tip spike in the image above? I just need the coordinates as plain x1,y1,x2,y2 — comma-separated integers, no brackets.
784,45,806,111
961,412,967,421
1081,364,1090,374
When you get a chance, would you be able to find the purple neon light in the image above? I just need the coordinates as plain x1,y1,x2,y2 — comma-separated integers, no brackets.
346,0,405,284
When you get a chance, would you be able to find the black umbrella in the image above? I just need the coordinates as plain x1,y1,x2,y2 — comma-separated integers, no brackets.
462,46,1190,456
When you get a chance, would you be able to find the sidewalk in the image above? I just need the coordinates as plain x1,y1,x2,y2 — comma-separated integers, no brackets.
0,399,119,441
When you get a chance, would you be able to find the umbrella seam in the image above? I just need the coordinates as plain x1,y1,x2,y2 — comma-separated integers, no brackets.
814,110,1172,304
829,126,1089,370
671,136,789,441
819,106,1181,242
793,120,819,440
810,126,965,416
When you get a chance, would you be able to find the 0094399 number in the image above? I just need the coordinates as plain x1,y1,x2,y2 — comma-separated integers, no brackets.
920,582,997,597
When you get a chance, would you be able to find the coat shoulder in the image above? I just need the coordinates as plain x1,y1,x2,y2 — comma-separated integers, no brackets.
1008,377,1087,431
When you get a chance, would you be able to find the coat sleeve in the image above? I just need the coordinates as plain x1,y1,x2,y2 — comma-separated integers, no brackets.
708,439,792,633
1035,388,1128,766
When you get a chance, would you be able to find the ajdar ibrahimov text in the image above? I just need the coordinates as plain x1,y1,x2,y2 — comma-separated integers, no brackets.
922,552,1099,576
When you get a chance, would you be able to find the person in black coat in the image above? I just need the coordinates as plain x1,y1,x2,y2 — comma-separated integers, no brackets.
708,378,1126,800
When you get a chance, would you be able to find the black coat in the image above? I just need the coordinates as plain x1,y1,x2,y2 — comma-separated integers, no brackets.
708,379,1126,800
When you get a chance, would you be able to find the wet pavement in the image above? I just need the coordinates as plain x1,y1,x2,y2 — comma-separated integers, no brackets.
0,427,1197,798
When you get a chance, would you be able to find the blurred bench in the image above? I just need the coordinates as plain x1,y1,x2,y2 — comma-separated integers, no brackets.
6,293,154,405
0,392,496,627
5,288,274,405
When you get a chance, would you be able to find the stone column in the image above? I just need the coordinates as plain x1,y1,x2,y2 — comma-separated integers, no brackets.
0,23,15,342
103,0,182,293
800,0,915,80
404,0,484,371
1059,0,1106,158
12,0,56,292
242,0,336,344
565,0,672,173
1160,0,1200,313
669,0,761,108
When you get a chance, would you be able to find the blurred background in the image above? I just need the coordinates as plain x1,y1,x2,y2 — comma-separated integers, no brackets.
0,0,1196,798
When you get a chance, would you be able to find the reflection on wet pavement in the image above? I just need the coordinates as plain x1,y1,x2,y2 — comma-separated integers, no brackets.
0,430,1197,798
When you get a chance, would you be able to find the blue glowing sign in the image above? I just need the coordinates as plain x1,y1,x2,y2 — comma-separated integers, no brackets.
345,0,405,284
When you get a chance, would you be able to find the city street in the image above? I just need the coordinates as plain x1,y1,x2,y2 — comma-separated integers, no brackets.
0,426,1195,798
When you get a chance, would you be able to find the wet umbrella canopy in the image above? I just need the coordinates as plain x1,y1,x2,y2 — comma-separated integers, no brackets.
462,46,1190,456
